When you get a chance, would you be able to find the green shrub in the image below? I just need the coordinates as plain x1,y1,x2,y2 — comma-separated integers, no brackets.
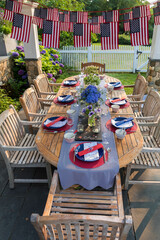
0,9,12,35
0,89,21,114
119,34,131,45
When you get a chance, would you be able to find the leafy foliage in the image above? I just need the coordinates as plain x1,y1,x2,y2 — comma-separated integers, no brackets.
84,74,100,85
0,9,12,35
0,89,21,114
84,66,99,75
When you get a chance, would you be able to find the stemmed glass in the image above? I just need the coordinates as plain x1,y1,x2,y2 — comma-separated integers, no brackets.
74,86,81,107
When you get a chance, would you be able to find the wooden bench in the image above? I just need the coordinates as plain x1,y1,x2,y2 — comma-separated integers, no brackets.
0,105,52,189
81,62,105,74
125,119,160,189
31,171,132,240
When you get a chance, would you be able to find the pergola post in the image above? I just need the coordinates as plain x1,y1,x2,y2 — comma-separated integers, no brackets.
147,24,160,91
21,0,42,85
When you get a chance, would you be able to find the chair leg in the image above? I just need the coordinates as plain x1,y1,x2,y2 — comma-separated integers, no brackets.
124,164,132,190
7,165,15,189
45,162,52,187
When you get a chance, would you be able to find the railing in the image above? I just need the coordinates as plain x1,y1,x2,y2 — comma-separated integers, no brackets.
59,45,151,72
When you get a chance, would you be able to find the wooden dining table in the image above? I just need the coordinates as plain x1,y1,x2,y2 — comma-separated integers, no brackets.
35,75,143,168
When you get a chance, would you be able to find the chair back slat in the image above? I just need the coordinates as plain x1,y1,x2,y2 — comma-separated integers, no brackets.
20,86,42,121
81,62,105,74
142,90,160,120
34,74,51,98
0,106,25,159
133,74,147,100
153,119,160,144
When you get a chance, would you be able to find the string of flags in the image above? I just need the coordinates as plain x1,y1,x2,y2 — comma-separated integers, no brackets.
2,0,160,49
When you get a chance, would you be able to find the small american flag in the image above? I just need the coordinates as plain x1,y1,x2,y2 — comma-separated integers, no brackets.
132,5,151,19
130,17,149,46
124,12,133,32
90,16,104,34
73,23,91,47
154,6,160,25
32,8,43,28
102,10,119,23
11,13,32,43
40,8,59,21
100,22,119,50
59,11,70,31
3,0,22,22
42,20,60,48
69,11,88,32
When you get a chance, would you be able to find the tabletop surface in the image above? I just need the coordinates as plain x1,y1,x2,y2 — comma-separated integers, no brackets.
35,75,143,168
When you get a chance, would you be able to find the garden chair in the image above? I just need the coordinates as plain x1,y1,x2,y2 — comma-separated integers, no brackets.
31,171,132,240
81,62,105,74
19,85,50,130
33,73,61,106
130,89,160,135
124,119,160,190
124,73,148,111
0,105,52,189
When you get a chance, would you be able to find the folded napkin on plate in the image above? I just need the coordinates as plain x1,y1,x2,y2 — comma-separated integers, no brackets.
110,82,121,87
111,97,125,103
78,143,103,156
58,95,72,102
115,117,134,127
64,80,77,85
45,116,64,128
76,142,100,161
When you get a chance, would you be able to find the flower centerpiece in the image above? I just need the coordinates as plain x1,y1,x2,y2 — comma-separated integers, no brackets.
84,74,100,86
81,85,101,127
84,65,99,75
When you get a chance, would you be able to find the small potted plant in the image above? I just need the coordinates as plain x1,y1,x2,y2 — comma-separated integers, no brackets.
84,65,99,75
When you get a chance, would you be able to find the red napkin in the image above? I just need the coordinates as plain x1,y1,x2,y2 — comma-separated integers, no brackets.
78,143,103,157
111,97,126,103
45,116,64,128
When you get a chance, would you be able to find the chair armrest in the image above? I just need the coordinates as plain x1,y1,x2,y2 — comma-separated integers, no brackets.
43,170,59,216
127,94,141,99
28,112,46,117
136,116,155,121
39,91,56,96
19,120,42,125
129,100,145,104
2,145,37,151
124,85,135,88
38,98,53,103
138,121,158,127
142,147,160,153
49,82,61,86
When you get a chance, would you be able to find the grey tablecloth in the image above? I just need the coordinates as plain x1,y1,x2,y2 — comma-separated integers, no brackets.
57,80,119,190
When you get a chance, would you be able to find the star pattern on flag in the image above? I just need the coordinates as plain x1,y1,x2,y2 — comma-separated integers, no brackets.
101,23,110,37
43,20,52,34
124,13,129,21
5,0,13,11
74,23,83,36
59,12,65,22
130,19,140,33
154,7,160,16
34,8,40,18
70,12,77,23
40,8,47,19
13,13,23,28
105,11,113,22
92,16,98,23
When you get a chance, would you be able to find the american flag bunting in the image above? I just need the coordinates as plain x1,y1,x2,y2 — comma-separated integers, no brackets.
73,23,91,47
130,17,149,46
90,16,104,34
11,13,32,43
100,22,119,50
132,5,151,20
42,20,60,48
40,8,59,21
3,0,22,22
32,8,43,28
154,6,160,25
69,11,88,32
102,10,119,23
124,12,133,32
59,11,70,31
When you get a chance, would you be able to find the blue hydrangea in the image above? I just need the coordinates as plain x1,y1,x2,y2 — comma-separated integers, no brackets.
12,52,19,57
81,85,101,103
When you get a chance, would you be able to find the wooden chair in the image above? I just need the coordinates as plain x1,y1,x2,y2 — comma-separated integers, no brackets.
34,74,61,106
81,62,105,74
31,171,132,240
19,85,49,129
124,74,148,111
0,105,52,189
130,89,160,135
125,119,160,190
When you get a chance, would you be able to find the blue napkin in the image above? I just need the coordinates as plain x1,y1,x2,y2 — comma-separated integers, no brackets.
115,117,134,126
61,95,72,102
112,82,121,86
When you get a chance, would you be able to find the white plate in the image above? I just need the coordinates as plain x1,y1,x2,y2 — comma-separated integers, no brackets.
108,82,121,88
58,95,74,103
63,80,77,85
110,98,127,105
44,117,67,129
111,117,134,129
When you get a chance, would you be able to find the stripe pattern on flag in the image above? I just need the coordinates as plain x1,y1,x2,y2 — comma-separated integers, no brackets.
73,23,91,47
130,17,149,46
60,11,70,31
102,10,119,23
11,13,32,43
3,0,22,22
132,5,151,19
124,12,133,32
100,22,119,50
42,20,60,48
154,6,160,25
91,16,104,34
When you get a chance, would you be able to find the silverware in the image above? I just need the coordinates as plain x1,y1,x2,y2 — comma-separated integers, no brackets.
73,148,76,162
103,147,106,163
107,147,111,153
